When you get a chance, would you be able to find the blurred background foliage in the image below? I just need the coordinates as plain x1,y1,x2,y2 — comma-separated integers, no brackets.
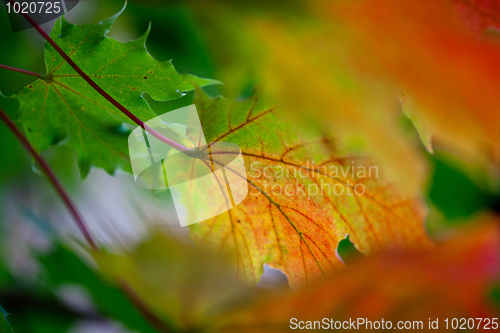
0,0,499,332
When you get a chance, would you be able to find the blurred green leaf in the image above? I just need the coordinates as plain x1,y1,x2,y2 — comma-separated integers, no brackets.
491,283,500,310
428,154,495,220
0,97,28,185
96,233,250,332
0,10,45,97
336,236,363,266
40,244,158,333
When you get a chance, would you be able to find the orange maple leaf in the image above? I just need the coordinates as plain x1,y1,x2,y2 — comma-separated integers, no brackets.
216,217,500,332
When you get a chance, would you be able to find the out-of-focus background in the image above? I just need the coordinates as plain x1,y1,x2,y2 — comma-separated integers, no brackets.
0,0,499,332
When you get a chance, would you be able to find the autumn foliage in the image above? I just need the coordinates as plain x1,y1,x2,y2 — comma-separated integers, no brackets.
0,0,499,332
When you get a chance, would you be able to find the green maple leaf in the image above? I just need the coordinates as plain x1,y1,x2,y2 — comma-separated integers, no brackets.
14,6,217,176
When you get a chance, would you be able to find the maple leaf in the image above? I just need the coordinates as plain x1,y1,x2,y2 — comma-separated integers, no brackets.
184,1,428,195
322,0,500,171
186,90,431,287
216,218,500,332
185,0,500,192
13,7,217,176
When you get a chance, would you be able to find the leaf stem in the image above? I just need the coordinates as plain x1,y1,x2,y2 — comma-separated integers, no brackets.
0,64,43,79
12,1,189,152
0,105,171,332
0,106,98,250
